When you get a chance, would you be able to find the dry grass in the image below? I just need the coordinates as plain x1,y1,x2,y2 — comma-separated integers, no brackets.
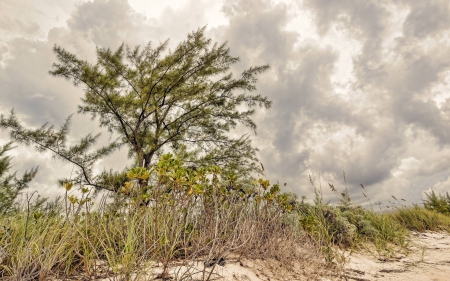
0,156,330,280
2,160,450,280
0,196,331,280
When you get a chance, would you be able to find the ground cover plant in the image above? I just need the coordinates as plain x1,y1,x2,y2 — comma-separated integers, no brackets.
298,179,450,262
296,178,410,262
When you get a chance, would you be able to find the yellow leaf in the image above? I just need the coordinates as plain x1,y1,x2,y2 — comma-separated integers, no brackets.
65,182,73,191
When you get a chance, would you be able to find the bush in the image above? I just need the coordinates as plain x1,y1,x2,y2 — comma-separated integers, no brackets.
298,204,407,255
423,190,450,215
298,179,408,259
3,154,448,280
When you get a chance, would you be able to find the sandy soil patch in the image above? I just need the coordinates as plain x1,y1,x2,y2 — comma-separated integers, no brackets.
58,232,450,280
343,231,450,281
176,232,450,281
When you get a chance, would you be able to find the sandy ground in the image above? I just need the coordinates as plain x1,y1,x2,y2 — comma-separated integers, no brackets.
342,231,450,281
157,231,450,281
63,232,450,280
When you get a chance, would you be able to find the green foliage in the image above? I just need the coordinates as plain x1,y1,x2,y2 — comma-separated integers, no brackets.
298,203,409,261
298,178,410,261
0,154,307,280
0,142,38,214
0,113,118,191
1,28,271,194
390,206,450,232
423,190,450,215
1,151,447,278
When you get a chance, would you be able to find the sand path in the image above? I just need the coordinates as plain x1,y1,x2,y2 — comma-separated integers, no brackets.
89,232,450,280
197,231,450,280
343,232,450,281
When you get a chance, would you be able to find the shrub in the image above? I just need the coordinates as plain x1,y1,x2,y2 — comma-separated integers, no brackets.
423,190,450,215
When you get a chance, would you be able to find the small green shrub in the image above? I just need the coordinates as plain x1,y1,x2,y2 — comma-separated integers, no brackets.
423,190,450,215
298,177,409,260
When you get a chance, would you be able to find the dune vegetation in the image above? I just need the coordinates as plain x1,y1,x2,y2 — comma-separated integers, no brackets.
1,149,450,280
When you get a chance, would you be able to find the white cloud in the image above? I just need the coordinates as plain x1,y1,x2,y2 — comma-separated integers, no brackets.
428,176,450,195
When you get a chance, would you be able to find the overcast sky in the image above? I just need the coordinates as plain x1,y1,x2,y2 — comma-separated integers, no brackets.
1,0,450,205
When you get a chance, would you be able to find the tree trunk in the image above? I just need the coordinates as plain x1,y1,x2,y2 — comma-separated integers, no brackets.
143,153,154,169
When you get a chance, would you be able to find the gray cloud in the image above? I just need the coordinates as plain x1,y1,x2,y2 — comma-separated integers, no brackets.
221,0,385,195
0,0,82,42
2,0,450,204
67,0,150,49
304,2,449,169
401,0,450,38
0,17,39,38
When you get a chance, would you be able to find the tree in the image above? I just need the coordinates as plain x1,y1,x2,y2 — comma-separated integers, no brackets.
0,28,270,192
0,142,38,213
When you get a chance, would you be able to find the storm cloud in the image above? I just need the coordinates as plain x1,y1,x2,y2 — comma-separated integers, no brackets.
1,0,450,204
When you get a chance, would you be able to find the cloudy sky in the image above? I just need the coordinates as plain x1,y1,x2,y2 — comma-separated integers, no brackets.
1,0,450,205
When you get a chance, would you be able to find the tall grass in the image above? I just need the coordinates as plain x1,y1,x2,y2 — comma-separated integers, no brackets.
389,206,450,232
2,157,450,280
0,155,327,280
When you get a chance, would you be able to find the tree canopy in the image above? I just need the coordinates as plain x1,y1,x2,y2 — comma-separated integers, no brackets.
0,28,270,192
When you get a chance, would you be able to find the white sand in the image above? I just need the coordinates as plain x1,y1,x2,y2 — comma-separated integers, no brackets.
177,232,450,280
343,231,450,281
83,232,450,280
